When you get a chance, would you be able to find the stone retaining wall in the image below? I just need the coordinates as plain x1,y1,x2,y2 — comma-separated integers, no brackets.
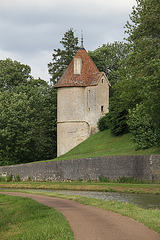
0,155,160,181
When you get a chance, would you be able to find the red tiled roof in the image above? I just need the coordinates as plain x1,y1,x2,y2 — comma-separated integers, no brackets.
55,49,107,88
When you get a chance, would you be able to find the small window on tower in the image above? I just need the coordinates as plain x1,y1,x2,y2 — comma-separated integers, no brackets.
74,58,82,74
101,106,104,112
102,79,103,83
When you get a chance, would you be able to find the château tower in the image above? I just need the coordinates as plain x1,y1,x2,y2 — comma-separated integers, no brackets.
55,41,110,157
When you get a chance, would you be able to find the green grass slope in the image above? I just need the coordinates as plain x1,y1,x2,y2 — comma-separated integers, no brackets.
54,130,160,161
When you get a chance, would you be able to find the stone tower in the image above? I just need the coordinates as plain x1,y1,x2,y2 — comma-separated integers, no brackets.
55,44,110,157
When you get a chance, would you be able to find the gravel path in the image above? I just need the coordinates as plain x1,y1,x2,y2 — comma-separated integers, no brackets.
1,192,160,240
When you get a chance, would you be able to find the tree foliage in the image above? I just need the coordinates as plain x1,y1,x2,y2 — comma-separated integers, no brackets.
0,58,31,91
128,104,160,149
92,42,138,135
125,0,160,147
89,42,130,87
105,72,142,135
97,115,109,132
98,0,160,149
48,28,79,85
0,60,57,166
125,0,160,112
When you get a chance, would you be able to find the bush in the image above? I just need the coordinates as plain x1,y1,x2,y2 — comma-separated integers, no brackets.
97,100,129,135
97,115,108,131
117,176,150,184
98,176,110,182
117,176,136,183
6,174,13,182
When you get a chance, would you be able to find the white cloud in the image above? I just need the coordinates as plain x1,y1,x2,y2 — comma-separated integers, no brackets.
0,0,137,81
28,51,52,82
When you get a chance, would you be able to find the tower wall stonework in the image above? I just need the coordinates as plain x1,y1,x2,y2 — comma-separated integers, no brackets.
57,75,109,156
86,75,109,130
57,122,89,157
57,87,86,122
57,87,87,156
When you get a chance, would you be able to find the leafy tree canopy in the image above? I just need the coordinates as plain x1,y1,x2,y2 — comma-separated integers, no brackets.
0,78,57,166
0,58,57,166
125,0,160,146
0,58,31,91
128,104,160,149
89,42,130,86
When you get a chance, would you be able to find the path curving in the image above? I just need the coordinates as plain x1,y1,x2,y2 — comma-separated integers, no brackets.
1,192,160,240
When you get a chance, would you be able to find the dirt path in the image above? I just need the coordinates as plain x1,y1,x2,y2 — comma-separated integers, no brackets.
1,192,160,240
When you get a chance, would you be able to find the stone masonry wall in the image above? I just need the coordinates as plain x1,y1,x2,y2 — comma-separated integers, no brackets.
0,155,160,181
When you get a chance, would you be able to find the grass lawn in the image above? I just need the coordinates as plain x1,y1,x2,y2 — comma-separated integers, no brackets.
0,194,74,240
51,130,160,161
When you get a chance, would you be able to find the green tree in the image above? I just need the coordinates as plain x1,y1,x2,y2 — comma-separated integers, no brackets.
101,77,141,135
89,42,130,87
48,28,79,85
0,58,31,91
0,78,57,166
125,0,160,147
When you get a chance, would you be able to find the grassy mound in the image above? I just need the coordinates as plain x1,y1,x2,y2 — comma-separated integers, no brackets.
54,130,160,161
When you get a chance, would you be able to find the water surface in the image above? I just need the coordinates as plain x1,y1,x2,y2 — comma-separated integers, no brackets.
52,190,160,210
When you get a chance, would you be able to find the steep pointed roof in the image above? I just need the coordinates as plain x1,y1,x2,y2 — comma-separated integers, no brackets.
55,48,109,88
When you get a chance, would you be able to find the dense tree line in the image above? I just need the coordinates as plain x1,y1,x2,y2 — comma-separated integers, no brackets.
97,0,160,149
0,59,57,166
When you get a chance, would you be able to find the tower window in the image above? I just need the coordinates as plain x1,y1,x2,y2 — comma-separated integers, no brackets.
101,106,104,112
102,79,103,83
74,58,82,74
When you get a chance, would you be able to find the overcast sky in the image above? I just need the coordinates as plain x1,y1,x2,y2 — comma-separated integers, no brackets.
0,0,137,82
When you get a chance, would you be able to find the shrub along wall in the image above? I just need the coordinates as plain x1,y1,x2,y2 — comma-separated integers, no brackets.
0,155,160,181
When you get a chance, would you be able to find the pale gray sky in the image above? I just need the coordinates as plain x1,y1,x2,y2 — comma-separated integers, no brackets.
0,0,137,81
